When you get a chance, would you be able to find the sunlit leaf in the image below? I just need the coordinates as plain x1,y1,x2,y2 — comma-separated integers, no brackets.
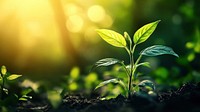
7,74,22,80
91,58,122,70
95,78,124,90
19,95,32,101
140,45,179,57
138,80,155,90
96,29,126,47
21,88,32,95
19,97,28,101
1,65,7,76
133,20,161,45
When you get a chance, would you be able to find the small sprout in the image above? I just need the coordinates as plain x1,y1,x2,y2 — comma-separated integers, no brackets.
0,65,23,101
92,20,179,98
19,88,33,101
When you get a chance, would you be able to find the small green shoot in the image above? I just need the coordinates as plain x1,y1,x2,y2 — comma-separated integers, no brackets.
0,65,22,100
92,20,179,98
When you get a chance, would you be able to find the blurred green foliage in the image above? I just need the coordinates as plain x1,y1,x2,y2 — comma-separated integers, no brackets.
0,0,199,98
60,66,100,95
0,65,32,111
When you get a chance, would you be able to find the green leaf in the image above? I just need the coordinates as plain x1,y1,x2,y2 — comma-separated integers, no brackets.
19,97,28,101
140,45,179,57
95,78,124,90
134,20,161,45
138,80,155,90
136,62,151,68
21,88,32,95
19,95,32,101
91,58,122,70
96,29,126,47
7,74,22,80
1,65,7,76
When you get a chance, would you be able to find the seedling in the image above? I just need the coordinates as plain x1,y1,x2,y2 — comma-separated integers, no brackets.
0,65,31,103
92,20,179,98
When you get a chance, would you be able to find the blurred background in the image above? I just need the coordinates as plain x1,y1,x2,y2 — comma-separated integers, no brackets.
0,0,200,90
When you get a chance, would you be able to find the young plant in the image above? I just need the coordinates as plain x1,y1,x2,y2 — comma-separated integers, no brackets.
0,65,23,101
92,20,179,98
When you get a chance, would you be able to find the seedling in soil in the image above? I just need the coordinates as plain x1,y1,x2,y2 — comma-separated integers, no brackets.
0,65,31,105
92,20,179,98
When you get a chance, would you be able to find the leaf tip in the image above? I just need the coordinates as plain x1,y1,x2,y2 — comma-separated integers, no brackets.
174,53,179,58
157,20,161,22
94,86,99,90
154,20,161,24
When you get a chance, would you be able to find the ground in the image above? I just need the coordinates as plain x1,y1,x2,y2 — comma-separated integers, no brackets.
17,83,200,112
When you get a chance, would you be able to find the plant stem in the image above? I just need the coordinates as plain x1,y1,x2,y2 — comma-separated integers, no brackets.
132,55,142,81
132,45,136,64
128,45,143,99
128,74,132,98
128,50,134,98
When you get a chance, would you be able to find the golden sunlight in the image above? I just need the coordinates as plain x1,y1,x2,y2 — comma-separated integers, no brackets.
66,15,84,33
0,0,116,77
87,5,106,23
0,0,64,68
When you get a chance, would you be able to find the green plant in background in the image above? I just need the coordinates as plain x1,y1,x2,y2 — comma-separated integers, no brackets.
185,27,200,62
0,65,32,110
92,20,179,98
0,65,22,100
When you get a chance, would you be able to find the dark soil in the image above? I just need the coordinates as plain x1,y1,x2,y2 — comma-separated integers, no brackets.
16,82,200,112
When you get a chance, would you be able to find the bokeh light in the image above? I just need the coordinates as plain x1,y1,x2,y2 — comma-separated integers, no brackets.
66,15,84,32
0,0,199,89
87,5,105,23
